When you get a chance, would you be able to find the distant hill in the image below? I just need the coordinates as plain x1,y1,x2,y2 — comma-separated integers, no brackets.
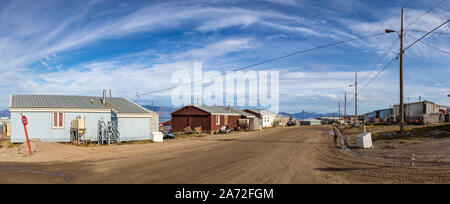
142,105,340,122
279,111,339,120
0,109,9,117
143,105,177,122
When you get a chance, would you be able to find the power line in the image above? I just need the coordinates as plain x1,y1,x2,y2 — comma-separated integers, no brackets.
404,19,450,52
404,0,447,31
139,33,388,96
406,33,450,55
357,19,449,97
357,0,411,90
407,30,450,35
416,66,450,88
358,54,399,96
358,39,398,85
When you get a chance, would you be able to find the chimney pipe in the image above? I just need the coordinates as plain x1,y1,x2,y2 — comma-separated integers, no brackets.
102,90,106,104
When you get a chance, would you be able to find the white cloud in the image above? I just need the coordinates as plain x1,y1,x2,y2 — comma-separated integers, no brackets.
197,15,259,31
174,38,254,60
1,0,448,113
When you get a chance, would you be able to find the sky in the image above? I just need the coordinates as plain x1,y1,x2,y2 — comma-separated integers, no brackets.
0,0,449,114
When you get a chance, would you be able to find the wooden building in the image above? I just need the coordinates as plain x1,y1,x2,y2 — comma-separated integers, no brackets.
171,105,245,134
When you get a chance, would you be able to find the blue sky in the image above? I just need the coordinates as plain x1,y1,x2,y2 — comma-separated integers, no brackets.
0,0,448,114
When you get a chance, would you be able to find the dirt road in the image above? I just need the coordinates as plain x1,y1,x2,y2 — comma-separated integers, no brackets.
0,126,449,183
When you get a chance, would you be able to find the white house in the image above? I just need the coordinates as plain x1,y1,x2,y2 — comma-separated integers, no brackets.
244,109,277,128
9,94,159,143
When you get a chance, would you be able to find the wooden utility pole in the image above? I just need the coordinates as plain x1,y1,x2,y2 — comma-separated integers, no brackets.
152,100,154,111
399,8,405,133
344,92,347,123
302,110,304,120
136,92,140,104
338,101,341,120
355,72,358,126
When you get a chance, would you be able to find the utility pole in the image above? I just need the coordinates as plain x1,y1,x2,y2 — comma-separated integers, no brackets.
419,96,421,102
136,92,140,104
399,8,405,133
152,100,154,111
344,92,347,124
355,72,358,126
338,101,341,120
302,110,304,120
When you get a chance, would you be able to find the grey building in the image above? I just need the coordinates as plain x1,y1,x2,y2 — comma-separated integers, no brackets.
393,100,440,124
9,94,158,143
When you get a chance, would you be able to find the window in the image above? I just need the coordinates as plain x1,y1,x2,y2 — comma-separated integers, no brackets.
216,115,220,125
53,112,64,128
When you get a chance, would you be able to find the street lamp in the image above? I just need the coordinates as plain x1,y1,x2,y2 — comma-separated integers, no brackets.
385,29,397,34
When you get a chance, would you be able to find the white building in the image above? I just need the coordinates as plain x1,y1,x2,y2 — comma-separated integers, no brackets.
244,109,277,128
9,94,159,143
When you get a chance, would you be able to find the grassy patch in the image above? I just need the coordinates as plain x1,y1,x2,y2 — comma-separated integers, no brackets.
119,140,154,145
373,124,450,141
6,142,21,148
175,133,207,139
63,142,100,147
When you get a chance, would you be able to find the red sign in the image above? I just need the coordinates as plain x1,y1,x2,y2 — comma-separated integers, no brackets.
22,115,28,126
20,114,32,156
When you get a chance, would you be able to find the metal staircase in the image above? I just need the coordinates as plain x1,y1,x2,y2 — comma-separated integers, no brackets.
98,120,121,144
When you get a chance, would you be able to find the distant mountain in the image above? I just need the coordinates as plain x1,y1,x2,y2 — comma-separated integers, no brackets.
279,111,339,120
0,109,9,117
143,105,177,122
142,105,340,122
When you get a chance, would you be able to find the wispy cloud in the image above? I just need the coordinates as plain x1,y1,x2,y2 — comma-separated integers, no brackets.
0,0,448,113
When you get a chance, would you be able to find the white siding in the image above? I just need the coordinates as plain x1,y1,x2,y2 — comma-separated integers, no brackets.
10,111,111,143
262,115,275,128
117,117,151,141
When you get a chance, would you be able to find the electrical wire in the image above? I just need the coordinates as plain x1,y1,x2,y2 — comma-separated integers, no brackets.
358,54,399,95
404,0,448,31
416,66,450,88
138,33,388,96
406,33,450,56
407,30,450,35
356,19,450,97
404,19,450,52
358,39,398,85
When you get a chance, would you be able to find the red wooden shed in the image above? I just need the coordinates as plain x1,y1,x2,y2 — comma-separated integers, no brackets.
171,105,246,134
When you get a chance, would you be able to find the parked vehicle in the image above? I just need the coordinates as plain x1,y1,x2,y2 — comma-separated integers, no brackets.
219,126,232,134
163,130,175,139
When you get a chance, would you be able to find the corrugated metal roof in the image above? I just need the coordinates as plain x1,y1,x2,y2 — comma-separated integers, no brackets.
193,105,239,115
190,105,256,117
229,108,255,117
245,109,277,116
10,95,150,114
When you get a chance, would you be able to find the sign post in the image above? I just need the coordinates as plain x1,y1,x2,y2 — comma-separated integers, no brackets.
20,113,33,156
